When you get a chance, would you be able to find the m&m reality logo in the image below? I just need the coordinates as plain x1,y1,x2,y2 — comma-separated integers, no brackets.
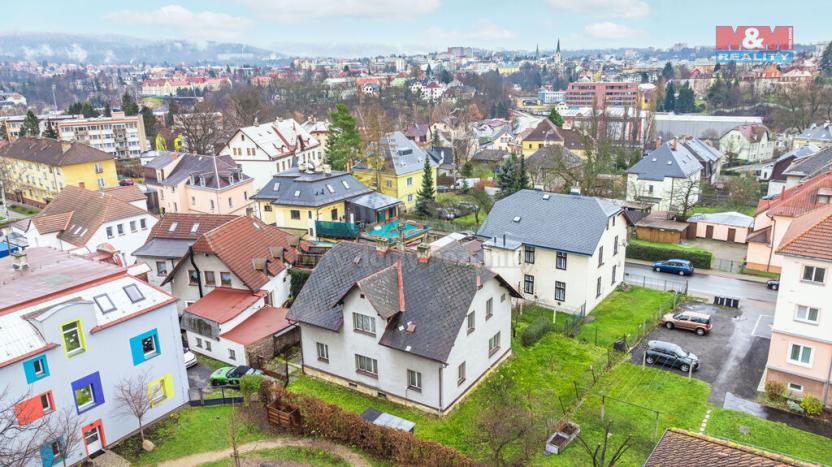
715,26,794,63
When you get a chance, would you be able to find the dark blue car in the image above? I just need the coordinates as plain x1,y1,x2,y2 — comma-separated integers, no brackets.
653,259,694,276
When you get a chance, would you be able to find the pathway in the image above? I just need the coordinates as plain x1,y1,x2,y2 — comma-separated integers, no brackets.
158,437,372,467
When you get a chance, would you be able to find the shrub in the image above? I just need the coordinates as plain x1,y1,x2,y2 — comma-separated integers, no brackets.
521,316,553,347
800,395,823,416
289,268,311,298
765,380,787,402
626,240,713,269
240,374,265,405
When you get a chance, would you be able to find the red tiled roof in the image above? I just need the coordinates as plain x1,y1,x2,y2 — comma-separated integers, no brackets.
756,171,832,217
102,185,145,202
31,212,74,234
523,118,564,143
777,204,832,260
645,429,811,466
0,137,114,166
220,306,293,345
147,213,238,241
184,288,264,324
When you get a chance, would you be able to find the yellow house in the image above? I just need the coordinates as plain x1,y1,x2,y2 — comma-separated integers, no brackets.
351,131,438,210
0,137,118,207
520,119,588,159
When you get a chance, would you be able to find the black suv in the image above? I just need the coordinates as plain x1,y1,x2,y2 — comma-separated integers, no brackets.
645,340,700,373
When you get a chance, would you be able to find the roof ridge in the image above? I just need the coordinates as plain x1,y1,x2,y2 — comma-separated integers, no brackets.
777,205,832,254
667,429,813,467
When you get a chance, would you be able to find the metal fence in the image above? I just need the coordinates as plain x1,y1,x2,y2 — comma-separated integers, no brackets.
712,257,742,274
623,272,688,294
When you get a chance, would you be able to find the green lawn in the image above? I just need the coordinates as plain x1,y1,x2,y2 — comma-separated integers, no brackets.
196,353,228,370
198,446,351,467
574,288,676,348
114,406,267,465
692,205,757,217
705,408,832,466
739,267,780,279
8,204,39,216
630,238,712,257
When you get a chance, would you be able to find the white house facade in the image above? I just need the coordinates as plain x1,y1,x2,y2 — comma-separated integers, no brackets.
626,140,703,212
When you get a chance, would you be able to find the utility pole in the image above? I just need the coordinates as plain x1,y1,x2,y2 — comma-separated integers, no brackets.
51,84,58,111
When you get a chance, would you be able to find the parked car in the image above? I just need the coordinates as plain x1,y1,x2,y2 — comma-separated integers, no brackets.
645,340,700,373
119,178,135,186
766,279,779,291
183,348,197,369
209,365,263,386
661,311,712,336
653,259,694,276
436,185,450,193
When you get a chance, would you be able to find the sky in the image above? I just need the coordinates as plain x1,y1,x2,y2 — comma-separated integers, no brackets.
2,0,829,57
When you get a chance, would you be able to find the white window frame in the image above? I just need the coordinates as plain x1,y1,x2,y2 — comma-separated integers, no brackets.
228,349,236,360
802,265,826,284
93,294,116,313
794,305,819,324
33,358,46,377
788,382,804,393
149,380,167,404
488,332,501,356
407,369,422,391
141,334,158,358
467,310,475,333
352,312,376,335
316,342,329,362
75,384,95,411
788,343,813,367
355,354,378,376
40,393,54,413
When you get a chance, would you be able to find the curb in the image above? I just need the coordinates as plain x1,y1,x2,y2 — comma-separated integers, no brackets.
625,259,771,284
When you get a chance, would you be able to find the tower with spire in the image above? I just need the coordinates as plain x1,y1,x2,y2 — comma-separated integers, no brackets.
535,43,539,60
555,38,561,65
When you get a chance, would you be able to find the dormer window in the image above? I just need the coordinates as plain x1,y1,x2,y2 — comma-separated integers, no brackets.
229,174,235,184
199,176,206,187
189,175,195,185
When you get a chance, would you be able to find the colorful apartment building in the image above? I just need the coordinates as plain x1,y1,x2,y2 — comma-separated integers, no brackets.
565,81,639,108
0,248,188,465
57,113,149,159
0,138,118,207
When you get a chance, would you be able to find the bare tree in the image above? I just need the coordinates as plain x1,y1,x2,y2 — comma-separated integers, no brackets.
113,372,153,444
0,386,52,466
228,85,267,128
177,102,222,155
43,406,85,467
576,422,632,467
670,178,700,220
227,404,243,467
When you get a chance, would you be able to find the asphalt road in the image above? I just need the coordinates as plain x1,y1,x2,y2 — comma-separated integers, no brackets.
625,263,778,304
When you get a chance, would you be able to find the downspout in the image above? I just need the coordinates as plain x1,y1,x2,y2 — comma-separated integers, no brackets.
188,246,203,298
823,353,832,407
438,365,444,412
765,215,776,273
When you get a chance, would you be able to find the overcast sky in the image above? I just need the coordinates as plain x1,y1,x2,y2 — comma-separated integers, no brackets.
2,0,828,57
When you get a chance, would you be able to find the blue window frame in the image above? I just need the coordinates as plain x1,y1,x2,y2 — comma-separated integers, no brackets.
129,329,160,365
39,438,63,467
71,372,104,414
23,354,50,384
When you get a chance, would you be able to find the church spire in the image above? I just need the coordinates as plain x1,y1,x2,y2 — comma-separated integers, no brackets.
556,38,560,53
535,43,539,59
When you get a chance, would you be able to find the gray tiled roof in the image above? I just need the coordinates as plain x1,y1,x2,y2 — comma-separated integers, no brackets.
147,153,250,189
477,189,620,256
796,124,832,142
288,242,515,363
347,192,401,210
132,238,193,259
252,168,372,207
782,147,832,179
628,142,703,181
687,211,754,228
355,131,437,176
682,139,723,163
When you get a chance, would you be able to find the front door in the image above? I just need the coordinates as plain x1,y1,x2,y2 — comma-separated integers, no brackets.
727,228,736,242
705,225,714,239
83,424,104,455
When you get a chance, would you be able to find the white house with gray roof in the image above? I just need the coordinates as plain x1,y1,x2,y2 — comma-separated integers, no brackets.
477,190,627,314
289,242,520,415
626,140,703,212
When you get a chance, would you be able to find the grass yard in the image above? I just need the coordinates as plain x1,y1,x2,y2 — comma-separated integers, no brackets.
198,446,351,467
196,353,228,370
630,238,713,257
691,205,757,217
705,408,832,466
289,331,607,459
739,267,780,279
8,204,39,216
574,287,676,348
114,406,267,465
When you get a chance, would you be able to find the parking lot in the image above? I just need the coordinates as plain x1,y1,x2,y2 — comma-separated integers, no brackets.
631,300,773,405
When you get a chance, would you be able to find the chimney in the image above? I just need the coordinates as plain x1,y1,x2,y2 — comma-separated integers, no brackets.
298,162,306,172
323,164,332,175
671,137,678,151
11,250,28,270
375,238,389,255
570,185,581,196
655,136,662,149
269,246,285,262
61,141,72,153
417,242,431,263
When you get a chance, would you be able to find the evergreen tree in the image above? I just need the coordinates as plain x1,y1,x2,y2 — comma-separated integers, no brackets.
67,102,83,115
342,64,350,73
661,62,674,81
103,103,112,117
432,129,440,147
80,101,99,118
415,157,435,216
141,106,156,138
325,103,361,171
547,108,564,127
0,121,7,141
121,91,139,116
439,69,452,84
713,62,721,73
42,120,57,138
496,154,517,199
675,82,696,113
426,64,433,78
664,82,676,112
821,41,832,77
19,110,40,137
515,155,530,192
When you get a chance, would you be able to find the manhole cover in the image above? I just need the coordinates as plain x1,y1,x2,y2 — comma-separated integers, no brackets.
738,425,750,435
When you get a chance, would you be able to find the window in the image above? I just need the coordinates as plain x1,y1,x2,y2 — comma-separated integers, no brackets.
555,281,566,301
467,311,475,333
228,349,236,360
15,391,56,425
140,218,147,230
71,372,103,413
596,277,602,297
407,177,413,186
524,274,534,294
613,235,619,255
353,313,376,335
795,305,819,323
220,272,232,286
457,362,466,385
500,293,506,303
788,383,803,393
97,178,105,188
611,265,617,285
524,245,535,264
598,246,604,267
39,393,54,413
130,329,160,364
209,200,215,211
355,354,378,376
486,298,493,319
316,342,329,362
802,265,826,283
408,194,413,202
123,284,145,303
106,226,113,239
205,340,212,351
228,197,233,208
62,321,85,357
191,196,196,205
155,261,168,276
130,220,137,232
93,294,115,313
264,205,272,212
385,180,392,188
788,343,813,366
204,271,216,286
290,210,301,220
407,369,422,391
117,224,124,236
94,163,103,174
148,375,173,406
556,251,567,270
489,332,501,356
24,355,50,383
331,208,338,220
188,270,199,285
195,337,203,348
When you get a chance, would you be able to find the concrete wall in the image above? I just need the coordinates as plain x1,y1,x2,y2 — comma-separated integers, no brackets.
693,222,749,243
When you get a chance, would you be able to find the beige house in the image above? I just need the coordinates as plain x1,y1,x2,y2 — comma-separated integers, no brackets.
686,212,753,244
718,124,774,163
143,152,255,216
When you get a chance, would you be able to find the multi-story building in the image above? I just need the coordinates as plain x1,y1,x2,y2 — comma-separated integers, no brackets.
0,248,188,465
0,113,82,141
764,206,832,406
519,118,586,158
565,81,639,108
352,131,438,211
718,124,774,163
0,138,118,207
626,139,703,212
57,113,148,159
10,185,157,266
143,152,255,216
792,122,832,150
218,118,323,191
478,189,627,314
289,241,520,415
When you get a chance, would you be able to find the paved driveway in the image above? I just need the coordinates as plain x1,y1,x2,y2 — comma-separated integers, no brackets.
631,299,774,405
187,362,214,390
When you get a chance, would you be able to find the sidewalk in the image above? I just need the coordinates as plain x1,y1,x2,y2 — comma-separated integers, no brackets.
625,259,771,284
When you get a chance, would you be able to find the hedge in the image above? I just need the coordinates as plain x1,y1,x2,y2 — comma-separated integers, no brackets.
267,384,473,466
626,240,713,269
521,316,553,346
289,268,311,298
